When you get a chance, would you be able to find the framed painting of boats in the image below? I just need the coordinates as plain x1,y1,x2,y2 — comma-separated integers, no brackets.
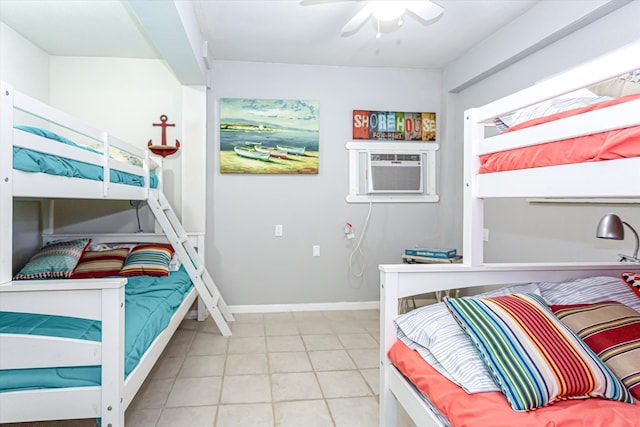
219,98,319,174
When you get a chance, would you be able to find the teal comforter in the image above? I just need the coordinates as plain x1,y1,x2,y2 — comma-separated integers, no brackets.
0,267,193,392
13,125,158,188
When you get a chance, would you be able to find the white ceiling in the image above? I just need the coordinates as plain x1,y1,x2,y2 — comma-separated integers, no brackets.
0,0,539,69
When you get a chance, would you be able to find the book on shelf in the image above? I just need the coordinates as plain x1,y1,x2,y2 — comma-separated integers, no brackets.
404,248,457,259
402,254,463,264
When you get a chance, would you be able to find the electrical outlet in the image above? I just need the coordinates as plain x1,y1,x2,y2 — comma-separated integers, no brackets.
313,245,320,256
483,228,489,242
275,224,283,237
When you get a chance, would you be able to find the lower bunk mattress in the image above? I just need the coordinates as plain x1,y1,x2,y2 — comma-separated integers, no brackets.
389,275,640,426
13,125,159,188
389,340,640,427
0,267,193,392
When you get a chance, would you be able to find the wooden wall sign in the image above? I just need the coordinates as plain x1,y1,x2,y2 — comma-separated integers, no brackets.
352,110,436,141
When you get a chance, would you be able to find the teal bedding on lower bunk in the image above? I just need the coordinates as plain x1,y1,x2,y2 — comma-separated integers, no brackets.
12,125,158,188
0,267,193,392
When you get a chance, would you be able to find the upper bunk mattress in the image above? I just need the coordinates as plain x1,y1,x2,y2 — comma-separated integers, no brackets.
479,93,640,173
13,125,158,188
0,267,193,392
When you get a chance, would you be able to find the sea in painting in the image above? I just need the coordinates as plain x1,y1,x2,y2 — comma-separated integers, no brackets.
219,98,320,174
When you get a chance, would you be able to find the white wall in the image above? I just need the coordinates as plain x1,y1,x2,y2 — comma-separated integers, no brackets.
1,22,50,273
0,22,49,102
208,61,443,306
46,57,206,234
2,22,207,268
49,56,183,226
443,1,640,263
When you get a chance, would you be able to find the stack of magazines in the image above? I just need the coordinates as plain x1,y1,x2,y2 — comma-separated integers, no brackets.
403,248,462,264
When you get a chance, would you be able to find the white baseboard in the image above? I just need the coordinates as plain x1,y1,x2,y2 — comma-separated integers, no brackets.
228,300,379,314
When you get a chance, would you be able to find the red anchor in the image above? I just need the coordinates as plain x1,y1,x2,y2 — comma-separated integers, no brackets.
148,115,181,157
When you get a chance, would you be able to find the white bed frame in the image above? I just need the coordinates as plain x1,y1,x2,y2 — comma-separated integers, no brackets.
0,81,226,425
379,40,640,427
0,233,201,426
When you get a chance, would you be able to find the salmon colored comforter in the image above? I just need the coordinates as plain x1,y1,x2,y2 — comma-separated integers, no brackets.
479,93,640,174
388,340,640,427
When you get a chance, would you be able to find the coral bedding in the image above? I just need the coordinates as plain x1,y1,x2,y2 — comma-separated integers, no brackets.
388,340,640,427
479,93,640,173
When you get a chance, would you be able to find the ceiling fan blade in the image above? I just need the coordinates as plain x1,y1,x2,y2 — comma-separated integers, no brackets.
341,3,374,36
406,1,444,23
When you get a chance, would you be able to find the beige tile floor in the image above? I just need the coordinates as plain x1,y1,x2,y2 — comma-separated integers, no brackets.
1,310,416,427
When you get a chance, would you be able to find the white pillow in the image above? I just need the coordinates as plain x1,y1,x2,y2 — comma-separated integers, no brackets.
589,70,640,98
495,94,612,130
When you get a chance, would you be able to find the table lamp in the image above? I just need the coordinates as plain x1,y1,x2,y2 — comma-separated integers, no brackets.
596,213,640,263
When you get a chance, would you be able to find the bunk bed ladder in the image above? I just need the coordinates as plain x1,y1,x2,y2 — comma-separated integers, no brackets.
147,192,234,336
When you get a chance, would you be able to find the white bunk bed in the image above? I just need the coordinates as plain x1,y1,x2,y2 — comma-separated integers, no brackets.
379,41,640,427
0,81,233,426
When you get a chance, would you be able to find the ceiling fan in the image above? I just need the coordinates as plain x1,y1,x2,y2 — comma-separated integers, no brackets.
301,1,444,38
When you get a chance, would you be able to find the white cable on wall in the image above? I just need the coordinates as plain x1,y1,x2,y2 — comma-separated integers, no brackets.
349,199,373,277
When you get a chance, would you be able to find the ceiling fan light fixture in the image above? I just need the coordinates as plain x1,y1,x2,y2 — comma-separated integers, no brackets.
371,1,406,22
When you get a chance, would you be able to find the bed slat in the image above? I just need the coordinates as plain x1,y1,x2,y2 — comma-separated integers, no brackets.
0,334,101,369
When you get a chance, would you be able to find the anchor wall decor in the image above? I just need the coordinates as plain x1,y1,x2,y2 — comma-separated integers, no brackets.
148,115,181,157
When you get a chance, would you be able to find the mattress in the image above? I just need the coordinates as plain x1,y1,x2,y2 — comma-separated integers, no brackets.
0,267,193,392
12,125,159,188
388,340,640,427
479,93,640,173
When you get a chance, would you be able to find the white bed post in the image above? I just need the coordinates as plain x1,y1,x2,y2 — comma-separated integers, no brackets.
100,285,126,427
463,108,485,266
0,82,14,285
380,270,399,427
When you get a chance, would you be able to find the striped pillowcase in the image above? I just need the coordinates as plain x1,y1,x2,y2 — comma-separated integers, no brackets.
443,293,634,411
551,301,640,400
14,238,91,280
72,248,129,278
394,281,541,394
621,272,640,298
119,244,174,277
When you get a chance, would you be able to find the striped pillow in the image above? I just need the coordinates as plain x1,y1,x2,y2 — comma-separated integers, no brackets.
14,238,91,280
443,293,634,411
621,272,640,298
394,282,541,394
551,301,640,400
72,248,129,279
119,244,174,277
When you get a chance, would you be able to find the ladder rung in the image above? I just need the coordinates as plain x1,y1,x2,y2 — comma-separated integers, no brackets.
160,204,170,210
195,266,204,276
179,235,188,243
207,293,220,307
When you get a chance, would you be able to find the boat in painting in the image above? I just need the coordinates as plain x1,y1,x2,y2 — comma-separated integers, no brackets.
255,146,288,159
243,141,262,147
276,145,306,155
234,145,270,161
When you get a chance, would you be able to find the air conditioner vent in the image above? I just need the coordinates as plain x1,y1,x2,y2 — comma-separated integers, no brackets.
396,154,420,162
370,153,396,161
367,152,423,194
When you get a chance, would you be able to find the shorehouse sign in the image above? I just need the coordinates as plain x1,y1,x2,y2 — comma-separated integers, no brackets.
353,110,436,141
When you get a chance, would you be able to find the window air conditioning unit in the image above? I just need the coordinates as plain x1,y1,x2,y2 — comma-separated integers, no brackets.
367,152,423,194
